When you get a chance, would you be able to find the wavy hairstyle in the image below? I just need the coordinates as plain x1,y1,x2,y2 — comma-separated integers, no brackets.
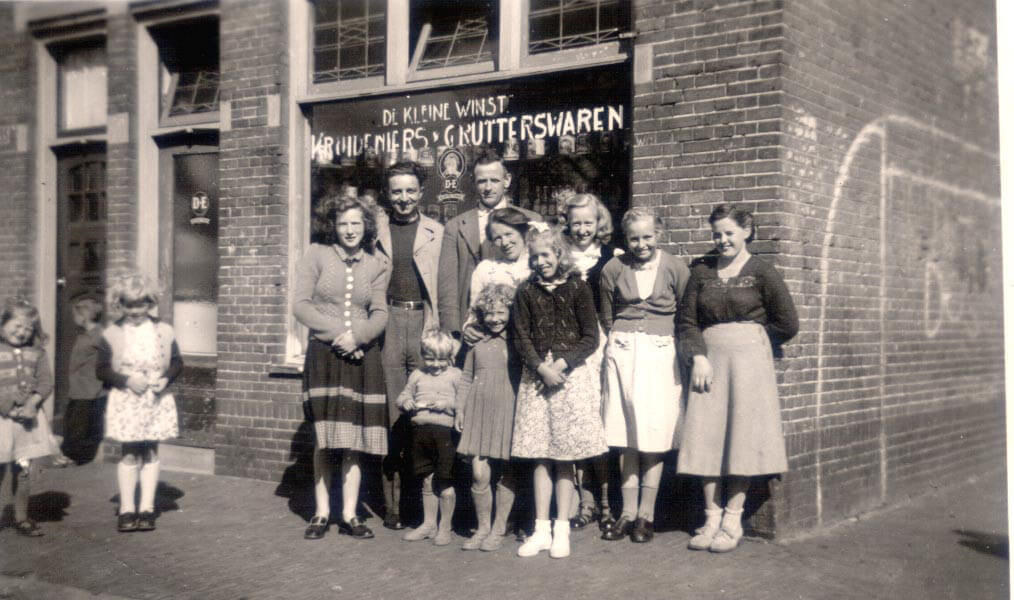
470,282,515,327
312,194,379,251
526,223,578,280
564,193,614,246
486,205,532,241
0,296,47,347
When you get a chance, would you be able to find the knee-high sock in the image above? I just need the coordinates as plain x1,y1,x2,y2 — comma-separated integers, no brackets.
471,484,493,534
13,464,30,522
138,459,160,513
118,460,141,514
637,486,659,522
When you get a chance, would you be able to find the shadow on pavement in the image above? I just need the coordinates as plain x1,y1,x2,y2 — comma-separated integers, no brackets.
28,491,70,522
954,528,1009,559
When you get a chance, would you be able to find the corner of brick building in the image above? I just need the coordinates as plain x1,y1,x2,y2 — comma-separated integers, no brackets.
632,0,1003,537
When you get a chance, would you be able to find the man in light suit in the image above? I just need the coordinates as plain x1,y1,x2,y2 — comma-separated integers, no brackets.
374,160,443,531
437,148,541,343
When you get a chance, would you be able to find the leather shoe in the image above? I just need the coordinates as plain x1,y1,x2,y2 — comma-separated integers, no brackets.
630,517,654,543
136,511,157,532
304,515,328,540
117,512,138,533
383,513,405,530
339,516,374,539
601,515,633,541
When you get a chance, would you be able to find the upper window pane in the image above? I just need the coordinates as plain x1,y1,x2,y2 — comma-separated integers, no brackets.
313,0,386,83
412,0,495,71
529,0,625,55
56,42,107,132
153,17,220,120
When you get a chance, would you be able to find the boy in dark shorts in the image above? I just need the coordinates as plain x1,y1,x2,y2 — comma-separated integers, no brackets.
396,329,461,546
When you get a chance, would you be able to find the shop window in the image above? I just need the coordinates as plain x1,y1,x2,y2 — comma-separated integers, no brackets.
409,0,496,77
313,0,386,83
152,17,220,126
528,0,625,54
54,40,107,134
310,64,631,228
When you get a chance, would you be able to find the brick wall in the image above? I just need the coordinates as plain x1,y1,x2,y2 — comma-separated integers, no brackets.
632,0,1003,535
777,0,1003,532
214,0,304,481
0,4,36,299
105,11,138,273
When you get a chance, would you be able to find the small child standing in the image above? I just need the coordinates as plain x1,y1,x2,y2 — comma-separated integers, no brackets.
398,329,461,546
455,282,521,552
0,298,56,537
512,224,608,559
97,273,182,533
60,293,108,465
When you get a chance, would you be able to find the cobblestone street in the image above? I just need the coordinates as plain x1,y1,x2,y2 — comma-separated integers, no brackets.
0,461,1007,600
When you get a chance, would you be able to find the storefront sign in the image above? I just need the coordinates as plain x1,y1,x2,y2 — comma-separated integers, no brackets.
310,67,629,167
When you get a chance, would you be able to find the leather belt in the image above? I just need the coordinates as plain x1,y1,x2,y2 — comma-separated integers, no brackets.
388,297,424,310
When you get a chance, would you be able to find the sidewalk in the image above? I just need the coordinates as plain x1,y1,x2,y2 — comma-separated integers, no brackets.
0,460,1007,600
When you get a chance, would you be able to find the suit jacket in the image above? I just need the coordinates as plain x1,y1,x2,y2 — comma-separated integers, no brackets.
437,204,542,334
375,211,444,330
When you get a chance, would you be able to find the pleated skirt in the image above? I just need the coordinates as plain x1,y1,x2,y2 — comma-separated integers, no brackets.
677,322,788,476
456,363,516,460
303,338,388,456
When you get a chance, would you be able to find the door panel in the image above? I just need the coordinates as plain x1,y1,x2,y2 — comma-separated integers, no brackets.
55,146,107,424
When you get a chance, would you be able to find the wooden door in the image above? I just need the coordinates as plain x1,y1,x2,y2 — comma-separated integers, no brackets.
55,146,107,425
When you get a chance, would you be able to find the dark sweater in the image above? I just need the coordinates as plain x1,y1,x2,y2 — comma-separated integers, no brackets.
512,273,599,372
678,254,799,360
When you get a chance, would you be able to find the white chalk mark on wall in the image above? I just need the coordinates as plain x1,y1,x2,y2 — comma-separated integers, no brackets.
812,114,999,527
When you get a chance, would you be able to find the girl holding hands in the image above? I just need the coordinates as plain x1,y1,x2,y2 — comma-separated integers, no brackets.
512,224,607,559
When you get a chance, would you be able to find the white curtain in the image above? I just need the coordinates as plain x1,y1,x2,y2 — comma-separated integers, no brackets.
59,44,107,131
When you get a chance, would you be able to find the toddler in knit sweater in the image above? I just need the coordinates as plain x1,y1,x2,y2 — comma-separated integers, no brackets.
397,329,462,546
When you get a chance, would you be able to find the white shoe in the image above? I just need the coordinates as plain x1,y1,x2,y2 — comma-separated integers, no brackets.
688,508,723,551
550,519,571,558
517,519,552,557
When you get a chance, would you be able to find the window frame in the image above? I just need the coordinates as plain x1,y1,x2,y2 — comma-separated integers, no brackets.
152,15,221,129
304,0,631,101
52,37,108,137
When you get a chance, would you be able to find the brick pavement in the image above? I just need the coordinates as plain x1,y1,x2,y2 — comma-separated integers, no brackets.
0,461,1007,600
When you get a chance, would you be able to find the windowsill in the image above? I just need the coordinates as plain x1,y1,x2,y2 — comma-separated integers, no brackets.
269,361,303,377
181,353,217,370
158,110,220,129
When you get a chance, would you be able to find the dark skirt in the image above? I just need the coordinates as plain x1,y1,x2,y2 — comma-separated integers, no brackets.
302,337,388,456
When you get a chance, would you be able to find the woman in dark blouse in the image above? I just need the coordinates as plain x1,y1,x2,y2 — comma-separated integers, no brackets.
677,203,798,554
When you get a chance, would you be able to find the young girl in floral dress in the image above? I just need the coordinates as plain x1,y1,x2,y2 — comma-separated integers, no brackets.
98,273,183,533
512,224,607,559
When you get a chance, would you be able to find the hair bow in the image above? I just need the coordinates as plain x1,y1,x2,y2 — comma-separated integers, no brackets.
529,221,549,233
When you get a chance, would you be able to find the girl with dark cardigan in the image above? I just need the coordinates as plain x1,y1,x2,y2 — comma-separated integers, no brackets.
677,203,799,553
512,224,607,559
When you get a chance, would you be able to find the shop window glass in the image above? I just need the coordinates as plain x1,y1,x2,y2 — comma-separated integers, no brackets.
56,42,107,133
528,0,625,54
411,0,496,71
153,18,220,123
313,0,386,83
